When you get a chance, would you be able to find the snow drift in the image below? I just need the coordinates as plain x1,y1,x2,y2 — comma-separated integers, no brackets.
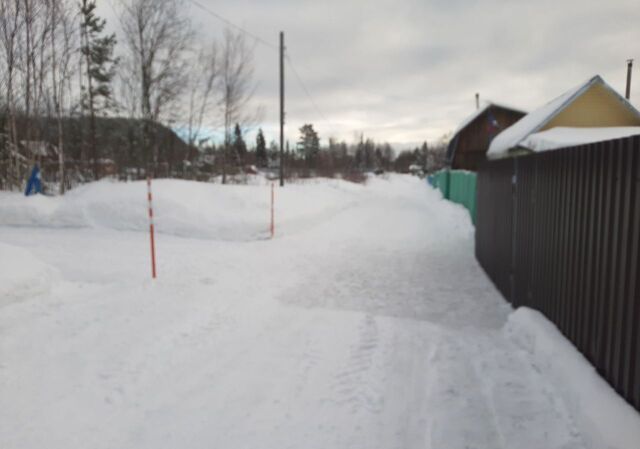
0,242,57,307
0,177,365,240
505,307,640,449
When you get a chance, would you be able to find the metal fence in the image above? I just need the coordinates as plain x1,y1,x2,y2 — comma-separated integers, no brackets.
428,169,477,224
476,135,640,411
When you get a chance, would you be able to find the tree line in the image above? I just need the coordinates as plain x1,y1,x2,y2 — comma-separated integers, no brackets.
0,0,447,192
0,0,257,191
197,122,448,183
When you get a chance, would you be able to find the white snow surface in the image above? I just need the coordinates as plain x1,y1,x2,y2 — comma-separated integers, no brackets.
1,175,637,448
520,126,640,152
506,308,640,449
0,242,57,306
0,177,363,240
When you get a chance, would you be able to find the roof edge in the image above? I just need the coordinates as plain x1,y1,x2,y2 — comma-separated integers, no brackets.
525,75,604,139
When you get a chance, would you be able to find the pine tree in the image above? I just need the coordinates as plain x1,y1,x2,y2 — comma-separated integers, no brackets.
420,141,429,170
80,0,118,180
232,123,247,166
297,124,319,166
255,128,267,168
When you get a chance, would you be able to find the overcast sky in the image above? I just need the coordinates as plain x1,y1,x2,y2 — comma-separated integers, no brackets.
100,0,640,148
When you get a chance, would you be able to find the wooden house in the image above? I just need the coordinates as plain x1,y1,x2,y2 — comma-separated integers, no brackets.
447,103,526,171
488,75,640,158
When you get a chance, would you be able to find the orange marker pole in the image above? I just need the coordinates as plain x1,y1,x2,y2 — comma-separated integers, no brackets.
147,177,157,279
270,182,275,238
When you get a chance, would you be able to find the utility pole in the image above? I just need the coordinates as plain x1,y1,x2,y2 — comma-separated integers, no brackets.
626,59,633,100
475,93,479,110
279,31,285,187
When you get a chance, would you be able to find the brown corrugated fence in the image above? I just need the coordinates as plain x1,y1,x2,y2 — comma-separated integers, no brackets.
476,135,640,411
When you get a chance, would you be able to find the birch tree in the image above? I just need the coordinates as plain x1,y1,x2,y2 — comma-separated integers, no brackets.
218,28,255,183
185,42,218,148
117,0,192,174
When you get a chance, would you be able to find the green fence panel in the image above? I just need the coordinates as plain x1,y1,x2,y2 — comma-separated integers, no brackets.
429,169,477,224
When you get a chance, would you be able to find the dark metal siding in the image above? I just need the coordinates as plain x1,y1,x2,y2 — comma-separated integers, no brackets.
476,135,640,411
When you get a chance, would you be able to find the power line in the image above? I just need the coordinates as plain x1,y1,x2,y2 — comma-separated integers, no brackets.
188,1,328,125
285,53,329,124
187,0,278,50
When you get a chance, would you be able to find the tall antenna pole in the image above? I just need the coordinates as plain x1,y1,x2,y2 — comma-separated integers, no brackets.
279,31,285,187
626,59,633,100
475,93,479,110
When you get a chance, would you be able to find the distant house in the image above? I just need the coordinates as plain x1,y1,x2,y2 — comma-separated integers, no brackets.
447,103,526,171
488,75,640,158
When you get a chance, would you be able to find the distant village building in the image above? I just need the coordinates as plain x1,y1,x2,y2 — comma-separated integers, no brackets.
447,103,526,171
95,159,117,178
488,75,640,158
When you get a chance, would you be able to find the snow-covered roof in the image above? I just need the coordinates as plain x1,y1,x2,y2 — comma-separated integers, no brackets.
487,75,640,158
447,101,526,162
451,101,526,138
520,127,640,153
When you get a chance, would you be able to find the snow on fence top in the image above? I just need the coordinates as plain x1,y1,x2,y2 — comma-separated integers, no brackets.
520,126,640,153
487,75,640,158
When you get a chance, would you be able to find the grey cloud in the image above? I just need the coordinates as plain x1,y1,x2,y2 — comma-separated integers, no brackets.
98,0,640,146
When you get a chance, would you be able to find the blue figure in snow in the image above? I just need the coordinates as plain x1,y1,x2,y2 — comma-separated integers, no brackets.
25,163,42,196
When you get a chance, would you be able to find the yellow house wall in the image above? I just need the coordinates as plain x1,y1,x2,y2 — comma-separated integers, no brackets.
542,83,640,131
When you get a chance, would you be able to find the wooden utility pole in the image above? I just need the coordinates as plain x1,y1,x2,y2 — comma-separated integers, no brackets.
626,59,633,100
475,93,479,110
279,31,285,187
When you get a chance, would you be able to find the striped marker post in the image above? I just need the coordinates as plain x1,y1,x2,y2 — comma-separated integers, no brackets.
270,182,275,238
147,177,157,279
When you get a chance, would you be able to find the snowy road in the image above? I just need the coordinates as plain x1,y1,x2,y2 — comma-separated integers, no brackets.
0,176,591,448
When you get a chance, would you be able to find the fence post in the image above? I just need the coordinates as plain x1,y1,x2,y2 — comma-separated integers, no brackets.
147,177,157,279
445,168,451,199
510,157,518,304
270,182,275,238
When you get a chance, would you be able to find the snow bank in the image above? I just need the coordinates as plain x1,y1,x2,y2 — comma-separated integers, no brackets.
505,307,640,449
521,126,640,152
0,242,57,306
0,177,365,240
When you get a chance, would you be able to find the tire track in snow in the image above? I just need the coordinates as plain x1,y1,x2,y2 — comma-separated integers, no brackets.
329,314,383,415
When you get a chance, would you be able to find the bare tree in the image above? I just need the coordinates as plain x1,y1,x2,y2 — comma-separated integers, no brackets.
185,41,217,148
117,0,192,174
20,0,45,143
218,28,255,183
0,0,22,188
1,0,20,139
47,0,76,193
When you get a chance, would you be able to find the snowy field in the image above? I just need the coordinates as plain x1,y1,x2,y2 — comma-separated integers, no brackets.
1,175,638,449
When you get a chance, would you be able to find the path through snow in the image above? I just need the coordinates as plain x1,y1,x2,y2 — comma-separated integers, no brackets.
1,176,588,448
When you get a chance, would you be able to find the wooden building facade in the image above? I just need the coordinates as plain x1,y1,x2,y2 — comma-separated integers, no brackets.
447,104,526,171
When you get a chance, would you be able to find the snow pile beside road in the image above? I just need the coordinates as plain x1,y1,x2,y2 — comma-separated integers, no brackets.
505,307,640,449
0,242,57,306
0,178,364,240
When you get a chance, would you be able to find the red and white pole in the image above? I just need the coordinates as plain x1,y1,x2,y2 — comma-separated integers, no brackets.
270,182,275,238
147,177,157,279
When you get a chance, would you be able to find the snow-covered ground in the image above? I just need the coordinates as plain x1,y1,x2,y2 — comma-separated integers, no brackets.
1,175,638,449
